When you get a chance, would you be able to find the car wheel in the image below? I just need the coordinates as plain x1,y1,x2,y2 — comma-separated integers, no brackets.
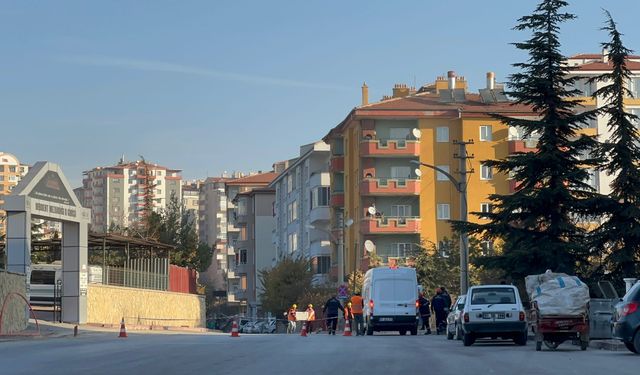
624,342,638,354
463,333,475,347
632,330,640,354
514,331,528,346
456,325,463,341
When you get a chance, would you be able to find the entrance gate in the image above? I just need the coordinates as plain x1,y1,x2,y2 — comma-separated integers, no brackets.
3,162,90,324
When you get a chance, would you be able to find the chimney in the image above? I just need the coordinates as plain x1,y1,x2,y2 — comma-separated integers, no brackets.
602,47,609,63
361,82,369,106
392,83,410,98
447,71,456,89
486,72,495,90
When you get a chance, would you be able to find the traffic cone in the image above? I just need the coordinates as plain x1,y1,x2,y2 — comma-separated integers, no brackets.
230,319,240,337
300,322,308,337
343,319,352,336
118,318,128,338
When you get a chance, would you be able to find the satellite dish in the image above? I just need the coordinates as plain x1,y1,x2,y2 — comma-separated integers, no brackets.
345,218,354,227
412,128,422,139
367,206,377,216
414,168,422,177
364,240,376,253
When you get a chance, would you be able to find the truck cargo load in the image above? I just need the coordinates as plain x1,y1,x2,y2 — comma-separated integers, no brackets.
525,270,589,316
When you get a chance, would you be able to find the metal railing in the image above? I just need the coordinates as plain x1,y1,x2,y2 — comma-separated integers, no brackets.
103,258,169,291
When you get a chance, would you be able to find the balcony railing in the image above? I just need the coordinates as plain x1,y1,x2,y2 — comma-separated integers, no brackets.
360,216,421,234
508,139,538,154
330,191,344,207
360,139,420,157
329,156,344,172
360,178,420,196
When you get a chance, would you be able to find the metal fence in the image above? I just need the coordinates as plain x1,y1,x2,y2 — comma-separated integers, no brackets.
103,258,169,291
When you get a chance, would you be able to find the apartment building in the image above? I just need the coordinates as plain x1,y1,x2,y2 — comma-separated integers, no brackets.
270,141,332,284
0,152,30,235
182,180,201,235
565,51,640,195
323,72,539,280
80,158,182,232
232,188,276,317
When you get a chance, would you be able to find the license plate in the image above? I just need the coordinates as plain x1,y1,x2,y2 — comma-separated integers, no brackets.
379,317,393,322
482,312,492,319
496,313,506,319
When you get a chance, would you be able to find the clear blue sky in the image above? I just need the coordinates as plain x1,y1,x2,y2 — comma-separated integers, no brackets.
1,1,638,187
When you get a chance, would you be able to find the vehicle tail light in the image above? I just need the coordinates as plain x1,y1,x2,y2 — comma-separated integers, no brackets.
415,299,420,309
369,299,374,315
463,313,469,323
519,311,525,321
620,302,639,317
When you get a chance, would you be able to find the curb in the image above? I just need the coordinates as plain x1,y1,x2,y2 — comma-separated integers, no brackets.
590,340,627,351
85,323,209,333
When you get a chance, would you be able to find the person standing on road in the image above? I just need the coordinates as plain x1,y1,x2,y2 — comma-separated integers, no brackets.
440,287,452,312
431,289,447,334
306,304,316,333
323,295,344,335
350,292,364,336
418,293,432,335
344,302,354,332
286,304,298,334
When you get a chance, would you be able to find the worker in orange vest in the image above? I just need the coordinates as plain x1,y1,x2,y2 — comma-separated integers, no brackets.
344,302,354,332
306,304,316,333
286,304,297,334
350,292,364,336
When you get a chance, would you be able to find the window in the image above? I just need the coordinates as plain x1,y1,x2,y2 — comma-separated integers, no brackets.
30,271,55,285
479,125,493,141
436,165,450,181
287,200,298,223
629,77,640,98
240,275,247,290
239,249,247,264
480,163,493,180
480,203,493,213
315,256,331,274
390,166,411,179
437,204,450,220
391,243,414,258
9,166,16,173
311,187,330,209
288,232,298,252
391,205,411,217
481,240,494,256
436,127,449,143
389,128,410,140
470,287,516,305
287,174,293,193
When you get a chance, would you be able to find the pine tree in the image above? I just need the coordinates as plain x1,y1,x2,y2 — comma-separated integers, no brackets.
460,0,598,280
588,12,640,283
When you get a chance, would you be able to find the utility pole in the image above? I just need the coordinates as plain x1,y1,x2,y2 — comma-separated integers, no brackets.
453,140,474,295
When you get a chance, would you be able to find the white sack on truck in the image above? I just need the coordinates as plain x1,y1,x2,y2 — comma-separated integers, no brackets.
525,270,590,316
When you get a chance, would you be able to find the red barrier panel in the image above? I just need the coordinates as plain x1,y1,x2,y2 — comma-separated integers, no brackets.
169,265,198,294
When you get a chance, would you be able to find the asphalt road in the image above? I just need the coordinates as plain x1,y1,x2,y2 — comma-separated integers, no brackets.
1,331,637,375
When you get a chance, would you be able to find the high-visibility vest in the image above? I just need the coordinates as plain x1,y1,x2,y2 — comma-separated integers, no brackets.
288,308,297,321
344,307,354,320
306,308,315,321
351,296,364,314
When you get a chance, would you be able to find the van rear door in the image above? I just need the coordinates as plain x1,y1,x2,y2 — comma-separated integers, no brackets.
374,278,397,317
395,278,417,317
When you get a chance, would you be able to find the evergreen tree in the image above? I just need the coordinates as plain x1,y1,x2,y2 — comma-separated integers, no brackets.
588,12,640,283
459,0,598,280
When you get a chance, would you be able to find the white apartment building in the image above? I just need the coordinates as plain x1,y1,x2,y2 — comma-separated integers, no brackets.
565,51,640,196
270,141,332,284
80,158,182,232
0,152,30,235
182,180,201,236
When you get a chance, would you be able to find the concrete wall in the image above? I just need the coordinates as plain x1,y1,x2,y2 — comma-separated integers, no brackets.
0,271,28,333
87,284,205,328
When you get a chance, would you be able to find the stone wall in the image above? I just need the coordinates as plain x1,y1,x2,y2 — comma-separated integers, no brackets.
87,284,205,328
0,271,28,333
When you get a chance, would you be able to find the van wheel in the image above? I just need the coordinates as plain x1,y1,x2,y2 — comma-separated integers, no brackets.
463,333,475,347
366,324,374,336
410,326,418,336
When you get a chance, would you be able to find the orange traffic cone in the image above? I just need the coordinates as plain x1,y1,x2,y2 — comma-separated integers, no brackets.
343,319,352,336
118,318,128,338
230,319,240,337
300,322,308,337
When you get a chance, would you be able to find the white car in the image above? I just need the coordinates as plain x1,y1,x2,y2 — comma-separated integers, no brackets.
446,295,466,340
461,285,528,346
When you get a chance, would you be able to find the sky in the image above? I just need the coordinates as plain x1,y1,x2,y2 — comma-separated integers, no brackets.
1,0,639,187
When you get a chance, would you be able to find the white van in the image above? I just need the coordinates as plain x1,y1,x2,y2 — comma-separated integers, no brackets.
29,263,62,306
362,266,419,335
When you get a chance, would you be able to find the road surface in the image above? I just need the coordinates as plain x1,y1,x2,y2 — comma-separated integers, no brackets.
1,331,637,374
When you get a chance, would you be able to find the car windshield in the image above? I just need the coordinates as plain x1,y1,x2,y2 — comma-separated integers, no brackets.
470,287,516,305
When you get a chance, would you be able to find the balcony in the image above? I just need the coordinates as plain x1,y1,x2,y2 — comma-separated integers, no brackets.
360,178,420,196
329,156,344,172
360,216,421,235
309,240,332,258
309,172,330,189
227,270,238,279
309,206,330,223
330,191,344,207
508,140,538,154
360,139,420,158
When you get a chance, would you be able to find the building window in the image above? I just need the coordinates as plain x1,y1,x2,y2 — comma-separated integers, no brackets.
391,205,411,217
288,232,298,252
479,125,493,141
389,128,410,140
240,275,247,290
239,249,247,264
9,166,16,173
390,166,411,179
436,127,449,143
287,175,293,193
315,256,331,274
480,163,493,180
628,77,640,98
480,203,493,213
436,165,450,181
287,200,298,223
311,187,330,209
437,204,450,220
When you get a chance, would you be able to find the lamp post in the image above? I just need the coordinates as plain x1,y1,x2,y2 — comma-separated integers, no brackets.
307,217,352,285
411,141,472,294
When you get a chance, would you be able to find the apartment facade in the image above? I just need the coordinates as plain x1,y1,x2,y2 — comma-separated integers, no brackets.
233,188,276,317
565,51,640,195
270,141,332,284
80,158,182,232
182,180,201,235
0,152,30,235
324,72,539,280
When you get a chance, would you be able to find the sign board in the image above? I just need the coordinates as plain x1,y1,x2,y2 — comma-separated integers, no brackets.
28,171,74,206
79,264,88,296
337,284,349,299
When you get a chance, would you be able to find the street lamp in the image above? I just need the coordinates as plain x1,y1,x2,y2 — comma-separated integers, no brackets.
410,156,470,294
307,217,352,285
